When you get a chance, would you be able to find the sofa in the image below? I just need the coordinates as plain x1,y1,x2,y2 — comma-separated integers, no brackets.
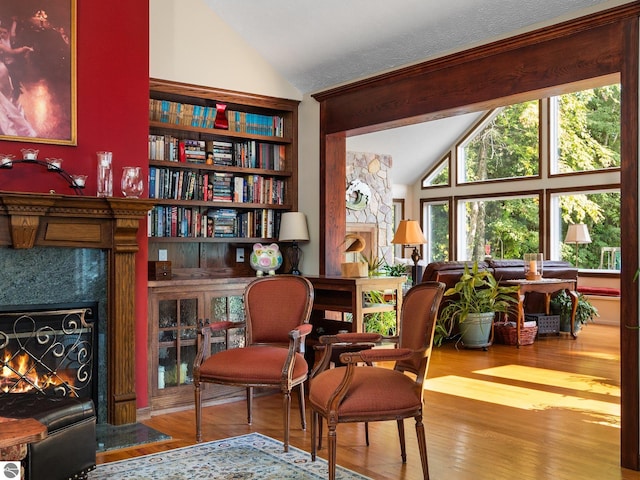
421,259,578,317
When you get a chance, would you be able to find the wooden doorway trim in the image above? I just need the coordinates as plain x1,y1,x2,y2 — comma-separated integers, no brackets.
314,5,640,469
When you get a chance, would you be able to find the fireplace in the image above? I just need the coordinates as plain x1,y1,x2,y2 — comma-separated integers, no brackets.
0,303,99,410
0,192,152,425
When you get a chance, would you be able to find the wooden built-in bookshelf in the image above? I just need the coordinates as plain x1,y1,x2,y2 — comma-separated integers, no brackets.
148,78,299,279
147,79,299,412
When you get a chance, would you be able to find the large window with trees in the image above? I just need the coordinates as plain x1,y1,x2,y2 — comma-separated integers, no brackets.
457,101,540,184
456,195,539,261
420,81,620,269
550,85,621,174
421,199,449,263
549,189,621,269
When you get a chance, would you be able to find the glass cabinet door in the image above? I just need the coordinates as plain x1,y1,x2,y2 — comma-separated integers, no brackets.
158,297,199,389
207,294,246,354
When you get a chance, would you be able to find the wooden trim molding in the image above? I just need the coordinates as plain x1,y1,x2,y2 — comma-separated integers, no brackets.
0,192,153,425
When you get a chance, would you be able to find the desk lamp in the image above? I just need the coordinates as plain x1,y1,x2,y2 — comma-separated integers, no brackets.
278,212,309,275
391,219,426,285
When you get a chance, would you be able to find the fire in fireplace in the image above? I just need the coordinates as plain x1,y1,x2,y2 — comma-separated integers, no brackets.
0,303,98,409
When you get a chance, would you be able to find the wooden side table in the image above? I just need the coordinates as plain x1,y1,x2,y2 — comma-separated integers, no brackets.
0,416,46,471
306,276,406,334
506,278,578,346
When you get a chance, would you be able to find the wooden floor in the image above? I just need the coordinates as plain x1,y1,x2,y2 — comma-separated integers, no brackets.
98,324,640,479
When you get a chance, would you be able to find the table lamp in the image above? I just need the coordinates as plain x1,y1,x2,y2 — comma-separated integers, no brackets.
391,219,426,285
564,223,591,268
278,212,309,275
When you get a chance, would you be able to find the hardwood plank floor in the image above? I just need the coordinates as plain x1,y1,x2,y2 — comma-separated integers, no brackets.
98,324,639,479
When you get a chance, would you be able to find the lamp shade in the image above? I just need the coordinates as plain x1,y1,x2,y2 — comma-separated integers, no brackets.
391,220,426,245
278,212,309,242
564,224,591,244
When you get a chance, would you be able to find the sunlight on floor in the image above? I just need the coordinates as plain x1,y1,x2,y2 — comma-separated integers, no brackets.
567,350,620,362
473,365,620,397
424,375,620,428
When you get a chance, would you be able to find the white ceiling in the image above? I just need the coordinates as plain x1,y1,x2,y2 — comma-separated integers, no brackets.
203,0,629,185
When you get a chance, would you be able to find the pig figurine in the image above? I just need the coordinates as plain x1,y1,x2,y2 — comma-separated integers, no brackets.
249,243,283,276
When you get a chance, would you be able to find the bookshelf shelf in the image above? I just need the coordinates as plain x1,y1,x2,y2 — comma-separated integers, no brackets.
148,78,299,280
149,159,292,178
149,121,293,144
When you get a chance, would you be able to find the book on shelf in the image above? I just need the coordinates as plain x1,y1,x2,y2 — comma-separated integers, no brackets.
149,207,282,239
150,97,284,138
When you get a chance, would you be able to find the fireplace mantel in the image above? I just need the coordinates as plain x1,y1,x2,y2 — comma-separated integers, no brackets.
0,191,153,425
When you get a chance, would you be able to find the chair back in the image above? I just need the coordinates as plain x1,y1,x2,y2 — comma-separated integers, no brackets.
244,275,314,346
395,281,445,378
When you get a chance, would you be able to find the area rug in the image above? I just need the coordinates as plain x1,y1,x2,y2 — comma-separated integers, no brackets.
89,432,371,479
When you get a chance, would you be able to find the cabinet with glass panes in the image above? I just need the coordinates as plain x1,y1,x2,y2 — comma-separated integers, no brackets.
148,278,252,412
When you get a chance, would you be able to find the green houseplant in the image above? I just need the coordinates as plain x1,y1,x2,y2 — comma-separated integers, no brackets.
550,290,599,332
435,262,519,348
363,289,397,335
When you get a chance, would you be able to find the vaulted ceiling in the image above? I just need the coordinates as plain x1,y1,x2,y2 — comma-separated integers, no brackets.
203,0,631,185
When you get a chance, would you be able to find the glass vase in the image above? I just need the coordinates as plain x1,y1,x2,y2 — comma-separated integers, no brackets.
523,253,543,280
97,151,113,197
121,166,144,198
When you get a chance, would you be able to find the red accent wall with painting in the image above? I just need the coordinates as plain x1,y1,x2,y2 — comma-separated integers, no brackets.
0,3,150,408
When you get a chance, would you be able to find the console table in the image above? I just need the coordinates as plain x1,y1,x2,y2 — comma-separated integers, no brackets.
506,278,578,345
305,276,406,334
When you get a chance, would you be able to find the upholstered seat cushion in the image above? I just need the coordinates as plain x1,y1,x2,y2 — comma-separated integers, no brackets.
309,367,421,418
199,346,308,384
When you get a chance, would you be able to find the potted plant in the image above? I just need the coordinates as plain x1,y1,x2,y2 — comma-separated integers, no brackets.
550,290,599,332
435,261,519,348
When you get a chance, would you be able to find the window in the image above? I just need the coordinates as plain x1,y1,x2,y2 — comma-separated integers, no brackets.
392,198,405,258
457,101,540,184
421,154,450,188
550,85,621,174
456,195,540,261
549,189,621,269
421,199,449,263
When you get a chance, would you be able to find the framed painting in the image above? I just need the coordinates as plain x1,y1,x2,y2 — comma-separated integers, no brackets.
0,0,76,145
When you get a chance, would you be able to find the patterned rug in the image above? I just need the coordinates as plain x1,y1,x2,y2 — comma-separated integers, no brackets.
89,432,371,479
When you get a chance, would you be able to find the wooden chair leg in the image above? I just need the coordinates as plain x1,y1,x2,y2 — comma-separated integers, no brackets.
298,382,307,431
328,423,338,480
283,390,291,452
311,410,318,461
194,381,202,442
246,386,253,425
318,417,323,449
365,422,371,446
397,418,407,463
415,415,429,480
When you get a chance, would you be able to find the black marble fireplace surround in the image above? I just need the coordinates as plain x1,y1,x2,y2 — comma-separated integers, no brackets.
0,247,107,422
0,193,153,426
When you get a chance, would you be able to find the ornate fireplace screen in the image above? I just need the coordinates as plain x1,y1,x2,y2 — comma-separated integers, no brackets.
0,307,96,400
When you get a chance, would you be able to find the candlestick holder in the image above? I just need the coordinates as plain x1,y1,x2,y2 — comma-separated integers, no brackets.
0,157,86,195
523,253,543,280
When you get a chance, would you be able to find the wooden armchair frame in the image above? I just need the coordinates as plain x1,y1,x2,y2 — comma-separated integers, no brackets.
309,281,445,479
194,275,314,451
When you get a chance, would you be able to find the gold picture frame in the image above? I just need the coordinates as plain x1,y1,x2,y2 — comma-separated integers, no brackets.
0,0,76,145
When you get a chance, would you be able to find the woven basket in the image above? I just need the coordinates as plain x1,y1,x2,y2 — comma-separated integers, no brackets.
494,322,538,346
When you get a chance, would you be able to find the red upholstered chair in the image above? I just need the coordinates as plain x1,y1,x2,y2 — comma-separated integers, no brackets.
309,281,445,480
194,275,314,452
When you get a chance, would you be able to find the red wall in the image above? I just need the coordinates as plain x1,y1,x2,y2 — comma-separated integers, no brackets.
0,3,151,408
